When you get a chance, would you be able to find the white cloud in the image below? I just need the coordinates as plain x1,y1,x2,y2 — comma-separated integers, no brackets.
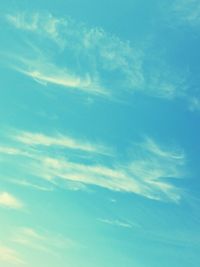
5,13,65,46
0,146,27,156
3,12,146,98
1,129,186,202
29,137,185,203
10,179,54,192
11,55,109,96
5,11,189,100
14,131,112,155
12,227,75,254
98,218,135,229
143,137,185,161
0,192,24,209
0,245,24,265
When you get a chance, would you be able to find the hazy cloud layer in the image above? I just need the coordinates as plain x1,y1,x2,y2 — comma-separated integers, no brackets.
0,245,24,265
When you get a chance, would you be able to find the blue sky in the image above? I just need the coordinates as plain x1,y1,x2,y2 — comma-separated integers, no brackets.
0,0,200,266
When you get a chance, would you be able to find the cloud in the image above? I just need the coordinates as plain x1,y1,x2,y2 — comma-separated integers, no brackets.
14,130,112,155
0,245,24,265
143,137,185,160
5,13,66,47
0,146,27,156
10,179,54,192
38,155,182,202
10,55,109,96
172,0,200,26
4,11,195,105
0,126,185,203
98,218,135,229
5,11,185,100
12,227,76,254
5,12,139,97
0,192,24,209
2,129,186,203
25,137,185,202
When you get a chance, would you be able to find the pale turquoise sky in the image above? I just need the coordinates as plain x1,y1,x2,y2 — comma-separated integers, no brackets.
0,1,200,266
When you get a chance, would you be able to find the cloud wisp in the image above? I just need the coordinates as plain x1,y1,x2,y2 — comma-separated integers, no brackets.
0,245,24,265
10,179,54,192
0,192,24,210
12,227,75,254
3,129,186,203
10,55,109,96
98,218,135,229
35,141,184,203
14,130,112,156
5,12,137,98
4,11,187,100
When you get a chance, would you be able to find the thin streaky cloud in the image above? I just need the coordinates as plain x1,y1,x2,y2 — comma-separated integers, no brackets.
4,12,144,97
10,179,54,192
38,156,182,202
28,137,185,203
1,129,186,202
4,11,190,101
98,218,136,229
143,137,185,161
14,131,113,156
11,56,109,96
5,134,187,202
0,146,28,156
12,227,76,254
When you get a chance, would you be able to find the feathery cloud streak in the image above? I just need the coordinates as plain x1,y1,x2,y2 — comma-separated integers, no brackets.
4,8,199,119
98,218,135,229
5,11,187,100
2,130,186,203
14,130,112,156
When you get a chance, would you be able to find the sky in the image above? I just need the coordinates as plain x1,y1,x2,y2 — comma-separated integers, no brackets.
0,0,200,266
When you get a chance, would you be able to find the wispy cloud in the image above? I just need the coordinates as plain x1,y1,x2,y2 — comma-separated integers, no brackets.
5,11,186,100
6,13,143,96
5,13,67,47
0,245,24,265
12,227,75,254
1,129,186,202
0,146,27,156
36,149,183,202
18,137,185,202
143,137,185,161
4,10,196,108
10,179,54,192
172,0,200,26
0,192,24,209
98,218,136,229
9,54,108,96
14,130,112,155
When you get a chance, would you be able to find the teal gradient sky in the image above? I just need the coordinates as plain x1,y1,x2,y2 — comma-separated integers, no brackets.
0,1,200,266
